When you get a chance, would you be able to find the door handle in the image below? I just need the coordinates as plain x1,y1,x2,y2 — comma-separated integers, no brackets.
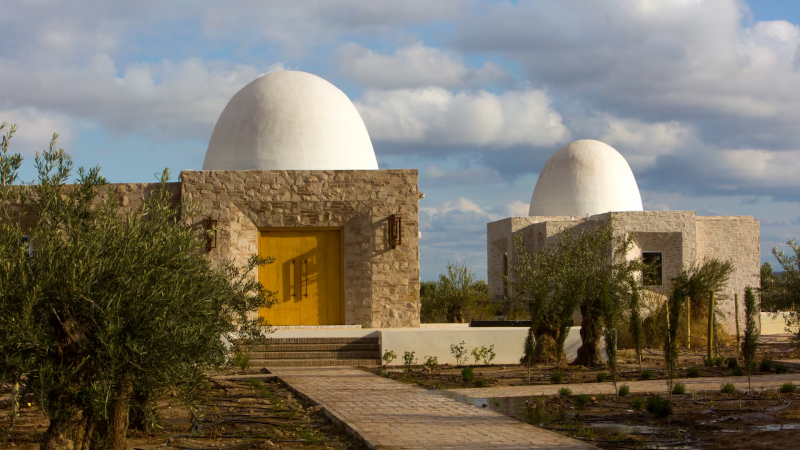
290,259,295,298
302,259,308,298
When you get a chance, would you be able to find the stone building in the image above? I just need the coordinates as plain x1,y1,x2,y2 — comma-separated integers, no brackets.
487,140,760,334
104,71,422,328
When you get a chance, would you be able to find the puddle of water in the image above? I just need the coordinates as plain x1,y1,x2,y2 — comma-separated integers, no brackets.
754,423,800,431
423,390,705,449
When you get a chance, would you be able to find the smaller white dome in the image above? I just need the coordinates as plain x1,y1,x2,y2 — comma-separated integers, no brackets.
203,71,378,171
529,139,643,217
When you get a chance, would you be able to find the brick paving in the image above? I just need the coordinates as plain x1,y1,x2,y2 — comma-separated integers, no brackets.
270,367,599,449
452,372,800,399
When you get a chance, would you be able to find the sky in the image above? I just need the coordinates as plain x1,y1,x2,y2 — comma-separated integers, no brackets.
2,0,800,281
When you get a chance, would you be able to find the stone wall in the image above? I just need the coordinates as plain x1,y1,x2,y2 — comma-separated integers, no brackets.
696,216,760,333
487,211,760,333
180,170,421,328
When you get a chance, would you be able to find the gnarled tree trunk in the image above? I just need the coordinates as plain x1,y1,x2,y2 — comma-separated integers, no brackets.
573,301,603,366
104,379,133,450
42,406,88,450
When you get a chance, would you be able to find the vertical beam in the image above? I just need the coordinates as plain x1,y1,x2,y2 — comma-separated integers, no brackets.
735,293,741,351
687,296,691,349
707,291,715,363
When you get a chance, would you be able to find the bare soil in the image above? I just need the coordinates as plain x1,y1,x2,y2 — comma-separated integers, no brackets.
372,339,800,390
366,338,800,449
0,377,366,450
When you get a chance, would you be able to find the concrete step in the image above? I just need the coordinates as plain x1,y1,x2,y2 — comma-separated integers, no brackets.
250,358,381,368
234,337,379,346
250,351,381,360
240,343,380,352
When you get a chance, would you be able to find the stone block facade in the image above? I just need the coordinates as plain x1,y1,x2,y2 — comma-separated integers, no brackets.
178,170,421,328
487,211,760,333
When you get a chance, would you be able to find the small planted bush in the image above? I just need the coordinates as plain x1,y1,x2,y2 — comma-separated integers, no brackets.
450,341,467,366
775,365,789,374
645,395,673,417
686,366,700,378
475,379,485,388
760,360,773,372
618,385,630,397
423,355,438,371
551,371,566,384
574,394,590,407
632,397,645,411
721,383,737,394
779,382,797,394
714,357,725,367
403,351,417,370
731,366,743,376
672,383,686,395
640,369,654,380
596,372,608,382
382,350,397,366
461,367,474,382
727,358,739,369
558,387,572,397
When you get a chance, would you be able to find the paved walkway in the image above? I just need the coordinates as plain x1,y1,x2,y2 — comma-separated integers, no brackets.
270,367,598,450
451,373,800,399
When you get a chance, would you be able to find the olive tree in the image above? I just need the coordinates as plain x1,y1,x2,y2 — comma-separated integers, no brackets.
768,240,800,342
742,287,758,394
0,126,275,450
421,263,489,323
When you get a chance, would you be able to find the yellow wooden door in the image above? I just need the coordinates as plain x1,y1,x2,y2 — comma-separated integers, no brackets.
258,229,342,325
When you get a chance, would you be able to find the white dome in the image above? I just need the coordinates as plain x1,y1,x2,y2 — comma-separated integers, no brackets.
203,71,379,171
529,139,643,217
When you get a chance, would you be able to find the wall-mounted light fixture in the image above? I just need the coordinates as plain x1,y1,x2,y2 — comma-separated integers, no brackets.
204,218,218,251
388,214,402,248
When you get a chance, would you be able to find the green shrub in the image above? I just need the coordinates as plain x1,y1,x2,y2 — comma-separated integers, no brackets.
450,341,467,366
475,379,485,388
574,394,590,407
596,372,608,382
618,385,630,397
248,378,262,389
727,358,739,369
760,360,773,372
645,395,673,417
714,357,725,367
731,366,743,376
378,370,390,378
551,371,565,384
686,366,700,378
382,350,397,366
779,382,796,394
558,387,572,397
632,397,645,410
721,383,737,394
640,369,654,380
672,383,686,395
461,367,474,382
775,365,789,374
423,355,438,371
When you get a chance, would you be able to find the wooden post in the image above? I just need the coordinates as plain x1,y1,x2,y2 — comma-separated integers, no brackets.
687,296,691,349
735,293,741,351
707,291,715,364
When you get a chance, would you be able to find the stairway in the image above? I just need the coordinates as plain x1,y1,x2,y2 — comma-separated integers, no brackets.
235,337,382,367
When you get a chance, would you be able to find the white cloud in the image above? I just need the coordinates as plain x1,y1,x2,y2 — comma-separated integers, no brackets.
0,108,76,156
357,87,570,147
506,200,529,217
598,116,693,170
0,55,265,140
337,42,509,89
